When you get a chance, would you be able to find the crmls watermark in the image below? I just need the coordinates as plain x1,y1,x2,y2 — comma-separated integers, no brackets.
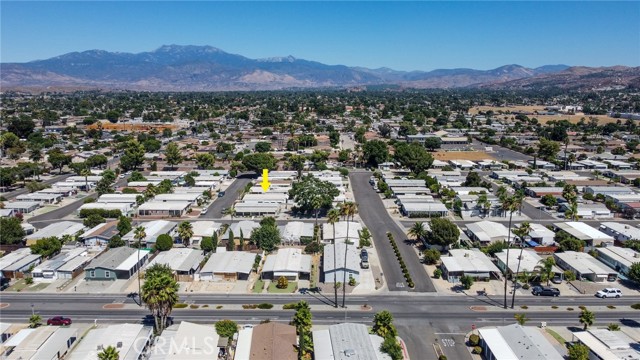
106,335,220,357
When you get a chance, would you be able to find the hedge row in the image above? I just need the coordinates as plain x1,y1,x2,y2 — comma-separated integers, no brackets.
79,208,122,219
387,232,415,288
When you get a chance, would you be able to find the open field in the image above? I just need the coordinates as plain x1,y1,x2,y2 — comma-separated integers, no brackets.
433,151,495,161
469,105,619,124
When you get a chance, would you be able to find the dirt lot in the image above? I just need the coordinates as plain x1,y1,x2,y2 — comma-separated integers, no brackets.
433,151,495,161
468,106,618,124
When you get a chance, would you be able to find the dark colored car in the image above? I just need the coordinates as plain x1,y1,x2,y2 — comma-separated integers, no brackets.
531,286,560,297
218,191,226,197
360,249,368,260
47,316,72,326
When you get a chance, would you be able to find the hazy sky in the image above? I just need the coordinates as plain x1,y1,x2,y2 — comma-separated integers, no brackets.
2,1,639,70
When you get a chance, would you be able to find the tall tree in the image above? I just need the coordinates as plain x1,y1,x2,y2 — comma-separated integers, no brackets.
47,148,72,174
426,218,460,247
117,215,132,236
133,226,146,304
408,221,427,245
362,140,389,167
372,310,398,339
327,208,341,308
293,301,314,358
177,221,193,248
120,140,145,171
511,221,532,308
289,175,340,225
502,191,524,309
141,264,179,333
536,256,556,286
164,142,183,170
579,308,595,330
340,201,357,308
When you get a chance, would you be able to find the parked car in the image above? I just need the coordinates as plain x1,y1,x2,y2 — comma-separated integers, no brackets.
218,191,226,198
531,286,560,297
551,276,563,284
47,316,72,326
360,249,368,259
595,288,622,298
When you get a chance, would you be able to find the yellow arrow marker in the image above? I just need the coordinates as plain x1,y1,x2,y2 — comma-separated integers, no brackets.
260,169,271,192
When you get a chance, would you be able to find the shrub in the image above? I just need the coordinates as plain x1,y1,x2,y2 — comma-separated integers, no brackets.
257,303,273,309
189,304,199,309
25,277,34,285
349,277,356,286
242,304,258,309
460,275,474,290
438,356,448,360
174,303,188,309
473,346,482,354
215,320,238,338
522,283,530,290
578,305,586,310
423,249,441,265
563,270,577,281
407,281,415,288
469,334,480,346
552,305,558,309
567,307,574,311
631,303,640,310
607,305,616,309
520,305,528,309
202,304,209,308
216,305,223,309
433,268,443,279
276,276,289,289
282,302,297,310
78,208,122,219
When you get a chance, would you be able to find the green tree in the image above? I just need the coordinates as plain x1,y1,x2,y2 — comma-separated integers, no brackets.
155,234,173,251
537,138,561,161
250,223,281,252
8,117,36,138
285,154,306,179
241,153,277,172
47,148,72,174
0,217,26,245
120,140,145,171
426,218,460,247
29,314,42,328
254,142,271,153
567,343,589,360
362,140,389,167
579,307,595,330
117,216,132,236
536,256,557,286
628,262,640,283
556,232,585,252
108,236,126,248
97,345,120,360
177,221,193,247
200,233,216,252
540,194,558,207
393,142,434,174
463,171,482,187
30,237,62,258
424,137,442,151
289,175,340,224
164,142,183,170
141,263,179,333
215,319,238,338
607,323,621,331
511,221,532,308
372,310,398,339
277,276,289,289
194,153,215,169
227,229,235,251
423,249,441,265
83,214,106,228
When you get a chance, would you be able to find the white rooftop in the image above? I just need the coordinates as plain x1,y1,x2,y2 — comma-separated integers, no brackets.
200,251,256,275
466,221,509,242
554,222,614,242
262,248,311,275
66,324,153,360
322,221,362,242
146,248,205,273
323,243,359,272
441,249,501,274
554,251,618,276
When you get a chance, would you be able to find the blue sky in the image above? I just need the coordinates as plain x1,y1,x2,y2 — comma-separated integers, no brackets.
1,1,638,70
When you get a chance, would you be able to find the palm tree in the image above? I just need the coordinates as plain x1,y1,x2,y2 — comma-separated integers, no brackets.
502,193,523,309
98,345,120,360
579,308,595,330
477,194,490,218
28,314,42,328
535,257,556,286
142,265,180,333
29,145,42,180
133,226,146,306
223,207,236,221
327,208,341,308
496,186,507,216
340,202,357,308
408,222,426,245
511,221,532,308
80,168,91,192
177,221,194,248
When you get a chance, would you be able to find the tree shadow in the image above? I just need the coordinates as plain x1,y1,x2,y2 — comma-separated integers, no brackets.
301,287,337,307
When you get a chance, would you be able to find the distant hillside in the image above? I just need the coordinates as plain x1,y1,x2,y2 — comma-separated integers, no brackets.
1,45,630,91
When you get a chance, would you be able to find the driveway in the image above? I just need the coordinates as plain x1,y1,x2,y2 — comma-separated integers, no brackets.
349,171,435,292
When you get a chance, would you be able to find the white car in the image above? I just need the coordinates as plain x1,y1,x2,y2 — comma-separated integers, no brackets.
595,288,622,298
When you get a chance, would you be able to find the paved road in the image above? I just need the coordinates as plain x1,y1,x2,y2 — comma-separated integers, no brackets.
29,193,99,229
2,293,638,360
0,174,73,200
199,177,253,219
350,171,435,292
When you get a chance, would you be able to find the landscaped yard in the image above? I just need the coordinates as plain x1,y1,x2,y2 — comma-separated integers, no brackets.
546,328,566,345
267,281,297,293
253,279,265,293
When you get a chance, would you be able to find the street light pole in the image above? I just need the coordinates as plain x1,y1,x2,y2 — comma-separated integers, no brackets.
31,304,34,316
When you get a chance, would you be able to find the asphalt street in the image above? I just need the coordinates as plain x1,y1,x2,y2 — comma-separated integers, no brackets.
2,293,639,360
0,174,72,200
350,171,435,292
199,177,253,219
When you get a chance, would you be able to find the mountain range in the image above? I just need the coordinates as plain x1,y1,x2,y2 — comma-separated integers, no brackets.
1,45,639,91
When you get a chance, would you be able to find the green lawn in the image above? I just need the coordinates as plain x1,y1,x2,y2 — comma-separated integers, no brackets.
253,279,265,294
25,283,49,291
546,328,566,345
267,281,297,293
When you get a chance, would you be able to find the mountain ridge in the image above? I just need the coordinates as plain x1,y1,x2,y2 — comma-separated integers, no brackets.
1,45,636,91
